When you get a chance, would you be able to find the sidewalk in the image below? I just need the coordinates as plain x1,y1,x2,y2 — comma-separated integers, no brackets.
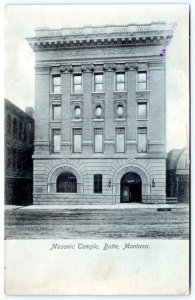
6,203,189,210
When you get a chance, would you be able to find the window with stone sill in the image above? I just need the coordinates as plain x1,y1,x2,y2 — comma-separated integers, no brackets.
94,73,103,92
52,105,61,121
116,72,125,91
94,128,103,153
116,128,125,153
52,74,61,94
137,127,147,153
137,102,147,119
73,128,82,153
52,129,61,153
73,74,82,93
138,71,147,91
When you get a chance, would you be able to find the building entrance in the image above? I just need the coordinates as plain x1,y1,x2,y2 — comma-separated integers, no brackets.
57,172,77,193
120,172,142,203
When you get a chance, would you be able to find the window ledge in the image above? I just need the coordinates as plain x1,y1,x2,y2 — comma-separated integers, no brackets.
92,92,105,95
70,92,83,96
136,90,150,93
50,93,62,95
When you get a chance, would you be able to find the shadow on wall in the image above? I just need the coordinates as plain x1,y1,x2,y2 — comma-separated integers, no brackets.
5,178,33,206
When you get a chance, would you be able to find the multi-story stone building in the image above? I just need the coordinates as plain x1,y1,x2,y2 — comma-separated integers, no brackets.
5,99,34,205
27,23,173,205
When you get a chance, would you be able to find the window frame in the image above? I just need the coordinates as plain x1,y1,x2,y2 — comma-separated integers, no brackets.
115,127,125,153
93,72,104,93
137,127,148,153
137,101,148,120
51,74,61,94
137,71,148,91
94,174,103,194
115,72,126,92
51,104,62,121
72,73,83,94
51,129,61,153
94,128,103,153
73,128,82,153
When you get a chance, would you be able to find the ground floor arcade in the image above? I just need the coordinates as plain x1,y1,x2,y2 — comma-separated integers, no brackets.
33,157,166,205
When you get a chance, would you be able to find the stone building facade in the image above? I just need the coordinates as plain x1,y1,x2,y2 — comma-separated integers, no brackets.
27,23,173,205
5,99,34,205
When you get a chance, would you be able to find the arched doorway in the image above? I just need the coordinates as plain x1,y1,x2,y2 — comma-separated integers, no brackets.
57,172,77,193
120,172,142,203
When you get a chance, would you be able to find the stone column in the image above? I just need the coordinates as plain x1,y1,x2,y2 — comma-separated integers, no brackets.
126,69,137,154
82,71,93,154
104,70,114,154
61,72,71,154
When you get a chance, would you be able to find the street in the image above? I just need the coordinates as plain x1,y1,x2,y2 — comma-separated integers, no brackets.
5,205,189,240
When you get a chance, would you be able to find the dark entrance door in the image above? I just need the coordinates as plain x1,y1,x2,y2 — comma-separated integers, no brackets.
120,172,142,203
57,172,77,193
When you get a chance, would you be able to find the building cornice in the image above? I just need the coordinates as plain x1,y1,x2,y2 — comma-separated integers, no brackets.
27,23,173,52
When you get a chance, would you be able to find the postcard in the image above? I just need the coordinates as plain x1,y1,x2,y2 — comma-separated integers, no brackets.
4,4,190,295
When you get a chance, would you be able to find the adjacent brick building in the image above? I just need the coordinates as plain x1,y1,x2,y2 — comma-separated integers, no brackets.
5,99,34,205
27,23,173,205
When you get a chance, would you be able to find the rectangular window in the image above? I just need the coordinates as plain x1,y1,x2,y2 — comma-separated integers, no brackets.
73,129,82,153
138,71,147,90
116,128,125,153
94,128,103,153
138,128,147,153
52,105,61,121
94,174,102,194
52,129,61,153
116,72,125,91
52,75,61,93
94,73,103,92
73,74,82,93
137,102,147,119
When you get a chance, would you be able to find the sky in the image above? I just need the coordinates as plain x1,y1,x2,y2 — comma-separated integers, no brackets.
4,4,189,152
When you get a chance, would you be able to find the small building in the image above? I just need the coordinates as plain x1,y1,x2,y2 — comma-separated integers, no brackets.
27,23,173,205
5,99,34,205
166,148,189,202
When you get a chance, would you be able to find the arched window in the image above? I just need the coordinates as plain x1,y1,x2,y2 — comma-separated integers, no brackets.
57,172,77,193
